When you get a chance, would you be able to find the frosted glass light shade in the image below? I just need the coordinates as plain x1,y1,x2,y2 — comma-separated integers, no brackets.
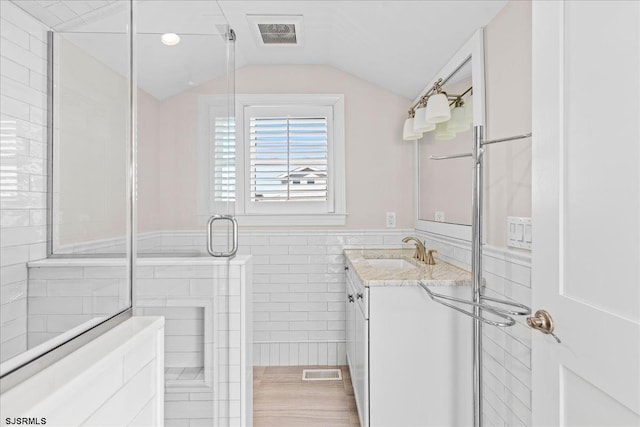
448,106,469,132
425,93,451,124
403,118,423,140
435,122,456,141
463,102,473,125
413,107,436,133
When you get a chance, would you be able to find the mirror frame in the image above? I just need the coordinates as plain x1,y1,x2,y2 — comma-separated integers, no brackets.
414,28,486,242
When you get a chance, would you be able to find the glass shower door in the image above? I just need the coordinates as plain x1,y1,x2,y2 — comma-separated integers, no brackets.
133,1,237,425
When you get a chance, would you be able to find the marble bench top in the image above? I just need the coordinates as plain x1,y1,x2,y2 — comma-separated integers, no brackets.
344,248,471,287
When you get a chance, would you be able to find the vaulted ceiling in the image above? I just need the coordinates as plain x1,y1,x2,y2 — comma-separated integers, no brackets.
11,0,506,100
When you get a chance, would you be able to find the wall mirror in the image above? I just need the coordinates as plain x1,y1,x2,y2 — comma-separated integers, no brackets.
415,29,485,241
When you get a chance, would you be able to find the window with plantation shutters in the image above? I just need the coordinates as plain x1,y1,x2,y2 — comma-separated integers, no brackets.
212,115,235,203
199,94,346,225
249,116,328,203
243,104,335,215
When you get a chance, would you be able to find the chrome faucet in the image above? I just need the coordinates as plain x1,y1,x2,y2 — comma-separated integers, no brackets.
402,237,437,265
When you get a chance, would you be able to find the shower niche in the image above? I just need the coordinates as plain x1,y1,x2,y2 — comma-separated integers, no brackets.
138,303,210,390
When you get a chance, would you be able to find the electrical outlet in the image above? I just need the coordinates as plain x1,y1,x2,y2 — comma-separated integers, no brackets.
434,211,445,222
386,212,396,228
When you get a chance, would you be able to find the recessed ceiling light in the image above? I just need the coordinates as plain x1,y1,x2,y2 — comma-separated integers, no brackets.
161,33,180,46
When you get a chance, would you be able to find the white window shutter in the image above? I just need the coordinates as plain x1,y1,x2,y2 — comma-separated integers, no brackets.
249,116,328,203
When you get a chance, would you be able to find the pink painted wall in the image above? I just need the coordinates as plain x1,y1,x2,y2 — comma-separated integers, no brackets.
484,0,532,248
137,89,161,233
138,65,414,230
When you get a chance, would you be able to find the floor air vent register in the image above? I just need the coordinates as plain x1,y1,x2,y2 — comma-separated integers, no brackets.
302,368,343,381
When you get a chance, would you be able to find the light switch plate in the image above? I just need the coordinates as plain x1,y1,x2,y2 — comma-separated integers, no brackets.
507,217,532,249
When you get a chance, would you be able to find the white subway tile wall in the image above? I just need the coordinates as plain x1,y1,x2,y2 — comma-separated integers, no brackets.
32,228,412,368
480,249,532,427
135,259,251,427
416,229,533,427
18,218,529,427
0,1,49,363
145,229,413,366
26,264,128,348
27,257,251,426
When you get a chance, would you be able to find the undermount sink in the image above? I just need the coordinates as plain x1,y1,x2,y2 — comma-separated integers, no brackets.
365,258,417,270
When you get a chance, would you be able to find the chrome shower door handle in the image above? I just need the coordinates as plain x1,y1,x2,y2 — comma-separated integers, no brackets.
207,214,238,257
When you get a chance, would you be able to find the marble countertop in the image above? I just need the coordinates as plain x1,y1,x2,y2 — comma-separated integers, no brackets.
344,248,471,287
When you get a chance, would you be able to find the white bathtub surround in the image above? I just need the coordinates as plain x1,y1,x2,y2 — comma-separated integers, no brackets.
0,317,165,427
416,229,533,426
0,0,49,363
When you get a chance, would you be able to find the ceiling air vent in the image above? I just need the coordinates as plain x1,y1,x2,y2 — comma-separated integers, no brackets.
258,23,297,44
247,15,304,47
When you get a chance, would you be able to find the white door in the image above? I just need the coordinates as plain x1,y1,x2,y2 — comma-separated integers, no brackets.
531,1,640,426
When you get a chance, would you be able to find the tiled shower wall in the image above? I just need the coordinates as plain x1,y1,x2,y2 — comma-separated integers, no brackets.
0,1,49,363
25,257,251,426
46,227,412,367
145,228,413,366
416,229,533,427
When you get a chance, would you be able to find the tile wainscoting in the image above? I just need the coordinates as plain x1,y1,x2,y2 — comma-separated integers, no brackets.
416,229,533,427
52,228,415,367
21,226,530,426
143,229,415,367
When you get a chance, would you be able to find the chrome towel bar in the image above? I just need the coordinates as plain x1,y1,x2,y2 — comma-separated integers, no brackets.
428,132,532,161
419,282,531,328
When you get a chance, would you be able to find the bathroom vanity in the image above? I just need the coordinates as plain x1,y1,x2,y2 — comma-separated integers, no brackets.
344,249,473,427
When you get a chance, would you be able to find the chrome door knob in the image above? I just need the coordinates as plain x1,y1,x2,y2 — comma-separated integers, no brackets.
527,309,561,343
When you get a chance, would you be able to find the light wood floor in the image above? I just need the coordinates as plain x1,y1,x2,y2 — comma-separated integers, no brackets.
253,366,360,427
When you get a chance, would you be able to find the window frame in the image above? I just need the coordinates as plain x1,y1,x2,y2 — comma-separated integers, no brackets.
243,104,332,215
198,94,346,226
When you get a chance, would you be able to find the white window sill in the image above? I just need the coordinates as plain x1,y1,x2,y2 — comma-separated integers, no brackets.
234,213,348,226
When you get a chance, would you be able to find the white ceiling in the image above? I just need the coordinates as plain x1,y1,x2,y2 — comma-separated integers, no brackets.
220,1,506,100
11,1,506,100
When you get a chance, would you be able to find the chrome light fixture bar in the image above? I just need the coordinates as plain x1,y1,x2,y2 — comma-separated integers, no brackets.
404,79,473,140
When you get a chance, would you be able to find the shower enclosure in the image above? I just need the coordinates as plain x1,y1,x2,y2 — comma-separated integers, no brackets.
0,1,245,424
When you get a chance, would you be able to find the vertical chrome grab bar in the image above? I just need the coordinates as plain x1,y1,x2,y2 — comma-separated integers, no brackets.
207,214,238,258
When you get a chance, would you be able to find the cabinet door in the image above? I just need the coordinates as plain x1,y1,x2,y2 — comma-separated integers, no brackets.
355,302,369,427
345,275,356,369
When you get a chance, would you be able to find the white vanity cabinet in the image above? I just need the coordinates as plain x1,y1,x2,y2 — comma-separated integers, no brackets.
344,250,473,427
346,272,369,427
